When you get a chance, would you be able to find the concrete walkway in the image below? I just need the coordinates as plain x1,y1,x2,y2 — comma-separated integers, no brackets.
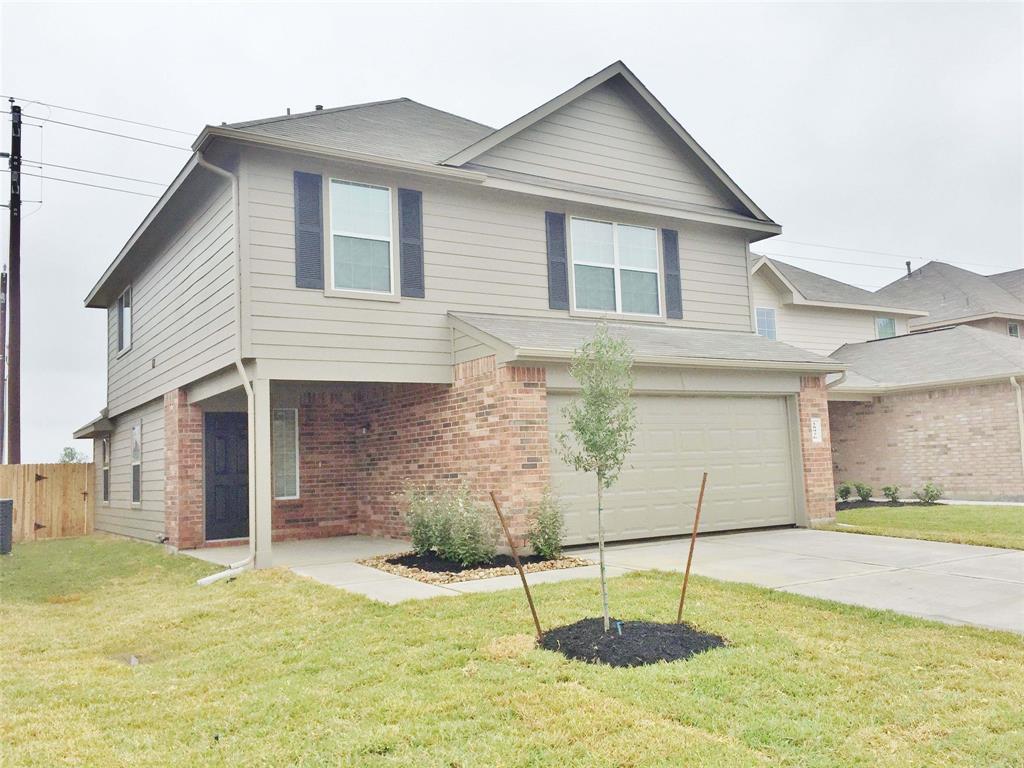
186,530,1023,633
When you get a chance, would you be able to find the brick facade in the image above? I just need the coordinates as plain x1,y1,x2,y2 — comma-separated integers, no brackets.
830,380,1024,502
163,390,205,549
798,375,837,522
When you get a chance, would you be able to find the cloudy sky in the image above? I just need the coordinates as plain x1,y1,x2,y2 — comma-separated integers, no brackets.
1,1,1022,462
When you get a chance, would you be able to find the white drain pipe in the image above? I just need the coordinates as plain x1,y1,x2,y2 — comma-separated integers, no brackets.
1011,377,1024,484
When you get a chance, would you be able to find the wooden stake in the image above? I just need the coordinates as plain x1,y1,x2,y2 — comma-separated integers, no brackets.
676,471,708,624
490,491,543,641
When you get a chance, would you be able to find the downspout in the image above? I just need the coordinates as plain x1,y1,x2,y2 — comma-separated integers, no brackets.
1010,377,1024,485
826,371,847,389
195,151,258,586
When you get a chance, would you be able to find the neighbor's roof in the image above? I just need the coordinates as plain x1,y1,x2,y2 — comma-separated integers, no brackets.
988,268,1024,301
829,325,1024,392
450,312,842,372
752,256,927,314
873,261,1024,328
225,98,494,165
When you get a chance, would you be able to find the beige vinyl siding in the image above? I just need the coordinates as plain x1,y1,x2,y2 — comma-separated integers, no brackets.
470,82,736,213
94,398,165,541
751,272,909,355
243,147,754,381
107,183,237,416
452,329,493,364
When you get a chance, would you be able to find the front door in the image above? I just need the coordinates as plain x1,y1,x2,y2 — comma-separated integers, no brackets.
204,412,249,540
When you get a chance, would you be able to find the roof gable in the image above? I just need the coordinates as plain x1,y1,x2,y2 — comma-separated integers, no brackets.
443,62,772,222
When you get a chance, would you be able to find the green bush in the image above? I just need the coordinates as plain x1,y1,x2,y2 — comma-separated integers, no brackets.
854,482,873,502
403,484,497,566
837,482,853,502
882,485,900,504
527,491,565,560
914,483,943,505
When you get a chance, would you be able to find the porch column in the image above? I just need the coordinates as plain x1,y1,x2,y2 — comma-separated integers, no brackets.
252,377,274,568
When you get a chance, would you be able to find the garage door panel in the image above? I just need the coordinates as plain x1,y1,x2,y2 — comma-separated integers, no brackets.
549,393,797,545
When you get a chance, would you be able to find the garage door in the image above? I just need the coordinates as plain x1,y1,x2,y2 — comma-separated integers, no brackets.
548,393,797,545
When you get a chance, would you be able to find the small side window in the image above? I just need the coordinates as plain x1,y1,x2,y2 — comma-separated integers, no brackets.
101,438,110,503
272,409,299,499
1009,322,1020,338
875,316,896,339
117,287,133,353
755,307,777,340
130,423,142,504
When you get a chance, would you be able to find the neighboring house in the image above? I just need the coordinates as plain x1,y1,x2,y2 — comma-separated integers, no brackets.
749,256,927,355
74,61,843,567
829,326,1024,502
874,261,1024,337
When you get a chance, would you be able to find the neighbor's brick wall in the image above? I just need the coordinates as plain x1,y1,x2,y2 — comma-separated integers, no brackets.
163,390,205,549
830,380,1024,502
798,375,837,521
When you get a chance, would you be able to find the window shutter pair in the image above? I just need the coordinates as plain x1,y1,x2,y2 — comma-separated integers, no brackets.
544,213,683,317
292,171,424,297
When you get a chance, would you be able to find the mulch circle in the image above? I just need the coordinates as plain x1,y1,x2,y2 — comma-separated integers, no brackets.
358,551,591,585
539,617,727,668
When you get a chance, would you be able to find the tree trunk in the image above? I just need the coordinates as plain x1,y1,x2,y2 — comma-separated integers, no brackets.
596,475,610,632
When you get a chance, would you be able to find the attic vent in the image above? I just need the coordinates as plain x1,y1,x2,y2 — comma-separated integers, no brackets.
315,104,323,111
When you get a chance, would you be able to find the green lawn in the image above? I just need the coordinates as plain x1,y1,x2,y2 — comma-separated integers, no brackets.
829,504,1024,550
2,537,1022,767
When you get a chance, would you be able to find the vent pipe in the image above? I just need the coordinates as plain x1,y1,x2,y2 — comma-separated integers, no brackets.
905,261,911,278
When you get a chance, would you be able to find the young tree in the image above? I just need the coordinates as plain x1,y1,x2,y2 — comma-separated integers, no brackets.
58,446,88,464
557,325,636,632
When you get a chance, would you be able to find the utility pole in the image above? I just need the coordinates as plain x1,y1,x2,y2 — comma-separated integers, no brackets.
0,269,7,464
6,100,20,464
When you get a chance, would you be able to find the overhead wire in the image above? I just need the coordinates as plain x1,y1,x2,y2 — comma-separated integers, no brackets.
0,94,194,135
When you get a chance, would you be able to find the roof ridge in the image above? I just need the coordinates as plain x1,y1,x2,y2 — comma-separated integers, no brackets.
227,97,413,129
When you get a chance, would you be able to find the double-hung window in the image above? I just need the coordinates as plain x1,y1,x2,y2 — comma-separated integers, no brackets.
130,423,142,504
1009,322,1020,338
101,438,110,503
117,286,132,353
272,408,299,500
330,179,393,294
875,316,896,339
755,307,777,340
570,218,660,316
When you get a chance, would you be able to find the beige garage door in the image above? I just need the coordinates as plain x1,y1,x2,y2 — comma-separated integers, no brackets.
548,393,798,545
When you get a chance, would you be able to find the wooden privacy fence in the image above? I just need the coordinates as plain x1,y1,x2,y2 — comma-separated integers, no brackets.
0,463,94,543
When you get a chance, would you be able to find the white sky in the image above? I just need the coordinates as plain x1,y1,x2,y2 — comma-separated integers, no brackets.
1,1,1022,462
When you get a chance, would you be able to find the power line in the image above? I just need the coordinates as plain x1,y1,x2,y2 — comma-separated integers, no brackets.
770,238,1011,272
757,251,907,271
0,95,194,136
20,114,190,151
12,171,160,198
24,160,166,186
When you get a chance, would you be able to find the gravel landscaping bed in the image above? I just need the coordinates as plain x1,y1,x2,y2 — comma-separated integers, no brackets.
540,617,727,667
359,550,591,585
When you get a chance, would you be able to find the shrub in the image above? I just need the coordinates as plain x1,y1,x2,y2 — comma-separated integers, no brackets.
406,486,435,555
854,482,873,502
882,485,900,504
914,483,943,505
527,491,565,560
837,482,853,502
403,484,497,566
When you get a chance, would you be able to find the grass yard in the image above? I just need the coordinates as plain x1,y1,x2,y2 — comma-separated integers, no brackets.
830,504,1024,550
2,536,1023,767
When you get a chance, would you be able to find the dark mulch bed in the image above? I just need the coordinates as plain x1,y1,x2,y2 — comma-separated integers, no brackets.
387,551,551,574
358,550,591,585
836,500,909,510
539,617,727,668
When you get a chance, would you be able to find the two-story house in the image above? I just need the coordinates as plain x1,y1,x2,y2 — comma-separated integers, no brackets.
74,62,843,568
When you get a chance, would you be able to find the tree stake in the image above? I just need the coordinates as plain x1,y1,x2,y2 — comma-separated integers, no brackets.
676,471,709,624
490,491,543,641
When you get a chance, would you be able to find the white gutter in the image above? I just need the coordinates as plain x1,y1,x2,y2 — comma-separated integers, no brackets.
826,370,847,389
1011,377,1024,483
195,152,258,585
513,347,845,374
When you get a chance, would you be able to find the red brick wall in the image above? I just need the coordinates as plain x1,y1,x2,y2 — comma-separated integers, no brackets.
163,390,204,548
830,381,1024,501
798,376,837,521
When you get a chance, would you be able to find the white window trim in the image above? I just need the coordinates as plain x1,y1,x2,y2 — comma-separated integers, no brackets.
116,286,132,357
272,408,300,501
567,216,665,321
1008,321,1020,338
875,316,897,339
325,177,399,301
755,306,777,340
101,437,110,504
130,422,142,506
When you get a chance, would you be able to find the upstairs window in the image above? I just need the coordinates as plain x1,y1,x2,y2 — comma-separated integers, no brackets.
117,287,132,353
130,423,142,504
330,180,392,294
570,218,660,316
1009,322,1020,338
755,307,777,340
875,316,896,339
101,438,110,503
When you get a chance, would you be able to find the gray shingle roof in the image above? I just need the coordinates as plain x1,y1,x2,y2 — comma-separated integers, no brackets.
226,98,494,165
874,261,1024,327
451,312,839,369
829,325,1024,390
755,256,922,310
989,268,1024,301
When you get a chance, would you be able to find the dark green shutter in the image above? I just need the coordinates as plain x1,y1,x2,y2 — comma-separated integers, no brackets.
545,212,569,310
398,188,424,298
293,171,324,289
662,228,682,319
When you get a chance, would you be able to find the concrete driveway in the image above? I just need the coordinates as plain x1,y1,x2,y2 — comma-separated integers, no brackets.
579,529,1024,634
